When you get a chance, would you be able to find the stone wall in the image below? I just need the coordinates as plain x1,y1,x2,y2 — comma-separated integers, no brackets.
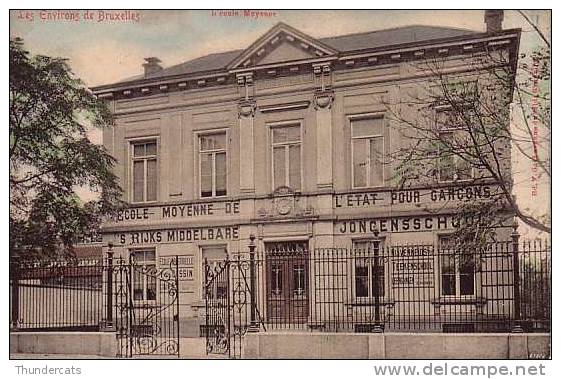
10,332,117,357
243,332,551,359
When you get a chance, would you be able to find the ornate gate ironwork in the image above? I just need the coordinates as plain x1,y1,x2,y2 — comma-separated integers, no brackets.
112,254,180,358
204,252,264,359
204,259,231,356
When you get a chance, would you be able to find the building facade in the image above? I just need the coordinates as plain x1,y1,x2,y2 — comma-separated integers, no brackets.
93,12,521,336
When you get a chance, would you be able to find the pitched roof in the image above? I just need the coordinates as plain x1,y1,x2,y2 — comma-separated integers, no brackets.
115,24,478,85
320,25,478,52
120,49,244,83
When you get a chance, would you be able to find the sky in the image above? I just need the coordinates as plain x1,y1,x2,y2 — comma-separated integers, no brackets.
9,9,551,236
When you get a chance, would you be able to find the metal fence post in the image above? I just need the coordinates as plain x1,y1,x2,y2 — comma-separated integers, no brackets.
226,256,232,358
248,234,259,332
371,229,383,333
127,252,134,357
175,255,180,357
204,257,210,355
10,260,20,330
105,243,114,330
511,220,523,333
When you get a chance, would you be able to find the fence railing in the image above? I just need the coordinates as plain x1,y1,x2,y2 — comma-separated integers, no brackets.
208,239,550,336
10,239,550,334
10,258,106,331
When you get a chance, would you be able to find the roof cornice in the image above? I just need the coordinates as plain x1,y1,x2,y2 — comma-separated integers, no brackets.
91,28,521,98
337,29,521,60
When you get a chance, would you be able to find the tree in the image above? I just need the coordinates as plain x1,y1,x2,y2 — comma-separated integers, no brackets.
9,38,123,259
382,17,550,240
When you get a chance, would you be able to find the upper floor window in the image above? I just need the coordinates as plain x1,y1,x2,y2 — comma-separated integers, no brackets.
351,116,384,188
199,132,227,198
131,140,157,203
271,123,301,191
436,109,474,182
131,249,156,301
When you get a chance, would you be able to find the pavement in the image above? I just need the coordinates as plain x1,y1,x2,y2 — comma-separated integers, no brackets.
10,338,228,360
10,353,226,360
10,353,109,360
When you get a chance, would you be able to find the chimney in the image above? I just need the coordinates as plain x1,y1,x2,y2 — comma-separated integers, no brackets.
143,57,163,77
485,10,504,33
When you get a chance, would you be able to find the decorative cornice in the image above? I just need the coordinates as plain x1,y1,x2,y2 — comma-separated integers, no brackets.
237,72,254,101
92,31,520,102
313,63,332,93
227,22,338,70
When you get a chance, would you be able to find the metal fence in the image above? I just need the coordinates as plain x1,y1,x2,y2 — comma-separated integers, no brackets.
9,254,180,357
10,258,105,331
10,239,550,336
205,238,550,349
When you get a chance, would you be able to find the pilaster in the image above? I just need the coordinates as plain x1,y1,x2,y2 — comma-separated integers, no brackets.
313,63,334,190
237,72,257,194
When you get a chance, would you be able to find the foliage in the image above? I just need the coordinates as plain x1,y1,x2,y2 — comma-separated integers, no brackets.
382,28,550,238
9,38,123,259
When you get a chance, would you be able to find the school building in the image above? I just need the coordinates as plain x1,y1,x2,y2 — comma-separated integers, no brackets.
92,11,523,338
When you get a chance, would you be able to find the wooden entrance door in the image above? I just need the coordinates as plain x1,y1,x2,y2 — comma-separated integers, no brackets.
265,241,309,323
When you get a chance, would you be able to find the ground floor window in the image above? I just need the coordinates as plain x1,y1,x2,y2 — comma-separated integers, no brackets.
439,236,475,296
131,249,156,301
353,240,385,299
201,245,228,300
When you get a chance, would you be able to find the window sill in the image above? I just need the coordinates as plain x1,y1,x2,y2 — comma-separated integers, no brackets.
351,185,386,191
346,300,395,307
129,200,159,206
432,297,486,306
200,195,228,200
437,178,475,184
131,301,158,308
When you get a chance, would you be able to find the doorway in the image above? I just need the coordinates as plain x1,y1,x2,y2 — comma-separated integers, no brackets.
264,241,309,324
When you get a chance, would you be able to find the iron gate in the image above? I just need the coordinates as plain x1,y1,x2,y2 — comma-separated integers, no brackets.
111,253,180,358
204,255,263,358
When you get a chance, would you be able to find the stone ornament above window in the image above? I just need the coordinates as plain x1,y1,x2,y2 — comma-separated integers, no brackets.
273,186,295,215
237,100,256,118
255,186,315,219
313,90,334,110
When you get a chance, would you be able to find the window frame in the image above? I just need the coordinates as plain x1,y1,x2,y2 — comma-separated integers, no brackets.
349,114,386,189
130,248,157,304
200,244,229,301
128,137,159,204
270,263,283,296
292,263,306,297
438,235,476,298
195,129,229,199
352,239,386,302
434,107,475,183
268,120,303,192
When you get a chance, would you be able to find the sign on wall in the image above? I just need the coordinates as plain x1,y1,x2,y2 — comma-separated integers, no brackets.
112,200,241,223
333,184,500,209
391,246,434,288
159,255,195,292
336,215,461,234
117,226,240,245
